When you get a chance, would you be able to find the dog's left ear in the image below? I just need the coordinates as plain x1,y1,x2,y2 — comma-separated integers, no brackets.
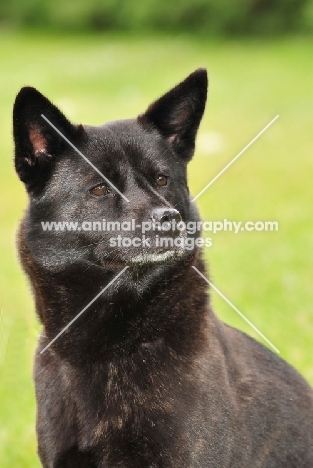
138,68,208,161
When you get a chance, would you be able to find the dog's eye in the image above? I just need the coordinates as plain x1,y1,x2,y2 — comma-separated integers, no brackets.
89,184,111,197
156,174,168,187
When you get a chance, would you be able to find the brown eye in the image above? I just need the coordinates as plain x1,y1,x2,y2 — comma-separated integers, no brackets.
156,174,168,187
89,184,111,197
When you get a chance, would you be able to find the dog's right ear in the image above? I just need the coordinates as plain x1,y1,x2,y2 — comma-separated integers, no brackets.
13,87,80,193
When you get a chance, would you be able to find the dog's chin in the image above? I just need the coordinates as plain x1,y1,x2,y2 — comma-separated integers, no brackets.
101,248,190,270
129,249,184,266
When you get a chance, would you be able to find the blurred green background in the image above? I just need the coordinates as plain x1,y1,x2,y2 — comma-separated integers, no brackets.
0,1,313,466
1,0,313,34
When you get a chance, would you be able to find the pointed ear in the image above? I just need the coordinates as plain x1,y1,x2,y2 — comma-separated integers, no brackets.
138,68,208,161
13,87,80,193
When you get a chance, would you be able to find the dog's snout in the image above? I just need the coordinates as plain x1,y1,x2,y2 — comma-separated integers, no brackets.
151,208,182,224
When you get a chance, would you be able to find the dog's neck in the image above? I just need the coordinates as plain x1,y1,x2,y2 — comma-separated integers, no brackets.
20,228,209,363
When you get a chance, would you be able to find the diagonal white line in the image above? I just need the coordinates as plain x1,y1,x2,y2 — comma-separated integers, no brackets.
41,114,130,203
192,266,280,354
192,115,279,202
40,266,129,354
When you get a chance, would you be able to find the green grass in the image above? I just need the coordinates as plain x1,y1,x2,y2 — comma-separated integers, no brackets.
0,32,312,466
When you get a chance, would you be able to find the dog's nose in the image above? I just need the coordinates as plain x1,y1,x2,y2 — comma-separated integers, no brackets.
151,208,182,224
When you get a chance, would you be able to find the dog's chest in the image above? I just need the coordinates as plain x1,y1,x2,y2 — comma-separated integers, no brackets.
73,348,185,453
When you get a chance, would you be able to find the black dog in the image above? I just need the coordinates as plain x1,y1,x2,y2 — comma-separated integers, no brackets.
14,69,313,467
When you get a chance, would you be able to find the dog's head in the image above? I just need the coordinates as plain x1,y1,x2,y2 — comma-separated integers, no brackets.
14,69,208,274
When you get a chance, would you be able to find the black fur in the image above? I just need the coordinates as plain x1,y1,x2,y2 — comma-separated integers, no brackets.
14,69,313,467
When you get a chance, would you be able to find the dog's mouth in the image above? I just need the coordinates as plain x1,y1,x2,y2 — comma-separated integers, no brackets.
101,247,186,270
96,227,199,270
129,249,183,265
